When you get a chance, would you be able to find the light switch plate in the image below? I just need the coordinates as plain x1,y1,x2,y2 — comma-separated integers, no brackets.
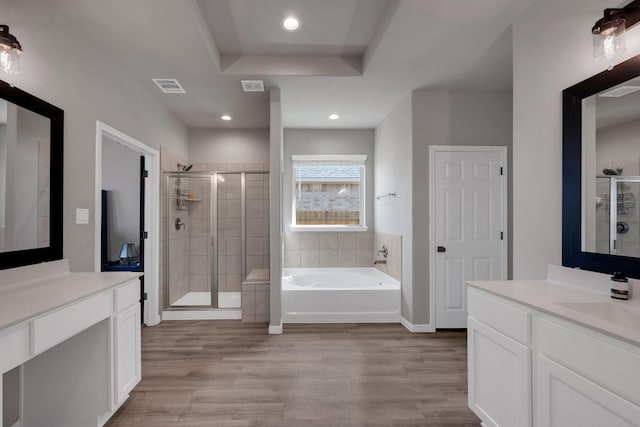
76,208,89,225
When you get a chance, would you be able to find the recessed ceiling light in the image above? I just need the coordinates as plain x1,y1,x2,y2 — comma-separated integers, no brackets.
328,114,340,120
282,16,301,32
221,115,232,121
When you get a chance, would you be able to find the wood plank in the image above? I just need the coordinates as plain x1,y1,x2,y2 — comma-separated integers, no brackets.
106,321,479,426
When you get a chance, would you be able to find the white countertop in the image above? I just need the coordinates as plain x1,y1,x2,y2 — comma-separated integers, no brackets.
466,279,640,347
0,271,141,331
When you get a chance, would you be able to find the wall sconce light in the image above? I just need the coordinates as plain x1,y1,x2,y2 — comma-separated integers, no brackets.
0,25,22,75
592,1,640,62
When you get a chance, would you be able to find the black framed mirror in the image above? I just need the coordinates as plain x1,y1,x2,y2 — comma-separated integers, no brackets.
0,79,63,269
563,54,640,278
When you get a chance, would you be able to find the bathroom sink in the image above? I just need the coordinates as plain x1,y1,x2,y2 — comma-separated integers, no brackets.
556,302,640,329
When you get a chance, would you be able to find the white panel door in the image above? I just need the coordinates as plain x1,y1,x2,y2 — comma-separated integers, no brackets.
434,149,505,328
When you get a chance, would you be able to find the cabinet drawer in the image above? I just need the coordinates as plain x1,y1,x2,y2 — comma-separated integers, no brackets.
468,288,531,345
116,279,139,312
535,316,640,407
0,322,29,372
31,291,113,355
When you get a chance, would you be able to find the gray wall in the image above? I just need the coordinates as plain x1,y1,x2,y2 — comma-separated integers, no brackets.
269,89,283,330
4,0,188,271
188,128,269,164
511,0,640,279
374,90,512,326
102,136,140,261
596,119,640,176
283,129,375,230
374,96,414,322
412,90,513,325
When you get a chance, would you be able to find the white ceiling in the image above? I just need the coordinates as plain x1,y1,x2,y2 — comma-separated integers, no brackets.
51,0,536,129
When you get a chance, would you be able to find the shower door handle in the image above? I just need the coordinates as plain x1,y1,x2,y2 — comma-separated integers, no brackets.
437,246,446,253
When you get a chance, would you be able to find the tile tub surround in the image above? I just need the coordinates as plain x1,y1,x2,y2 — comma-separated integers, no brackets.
284,230,374,268
374,232,402,281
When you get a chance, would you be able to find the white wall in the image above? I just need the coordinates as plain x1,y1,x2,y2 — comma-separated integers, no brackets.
512,0,640,279
102,136,140,261
188,128,269,164
374,95,413,322
283,129,375,230
2,0,188,271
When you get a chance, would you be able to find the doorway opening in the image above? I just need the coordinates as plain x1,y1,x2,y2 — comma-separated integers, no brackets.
94,121,161,326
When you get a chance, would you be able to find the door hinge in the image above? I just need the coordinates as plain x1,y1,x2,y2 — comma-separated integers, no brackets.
500,231,504,240
500,166,504,176
142,292,148,301
143,170,149,178
141,231,148,239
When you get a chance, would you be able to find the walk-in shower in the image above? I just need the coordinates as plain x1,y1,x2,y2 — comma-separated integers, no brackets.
164,171,269,312
595,175,640,257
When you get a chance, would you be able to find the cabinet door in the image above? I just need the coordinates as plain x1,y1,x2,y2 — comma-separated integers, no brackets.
115,303,141,406
468,317,532,427
535,355,640,427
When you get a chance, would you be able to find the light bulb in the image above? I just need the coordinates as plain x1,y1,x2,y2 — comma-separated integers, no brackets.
282,16,301,31
593,18,626,62
0,45,19,74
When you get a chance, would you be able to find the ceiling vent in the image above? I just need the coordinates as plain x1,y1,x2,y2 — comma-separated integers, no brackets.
152,78,186,94
598,86,640,98
241,80,265,92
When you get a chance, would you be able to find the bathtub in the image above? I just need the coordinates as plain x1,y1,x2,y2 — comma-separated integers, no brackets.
282,268,401,323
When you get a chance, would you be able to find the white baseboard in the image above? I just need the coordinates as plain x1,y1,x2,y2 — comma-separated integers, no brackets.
268,323,283,334
161,310,242,321
401,317,435,333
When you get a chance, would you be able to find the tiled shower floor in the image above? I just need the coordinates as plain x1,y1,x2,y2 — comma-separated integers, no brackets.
173,291,241,308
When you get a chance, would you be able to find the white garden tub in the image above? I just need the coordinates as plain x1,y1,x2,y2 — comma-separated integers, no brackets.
282,268,401,323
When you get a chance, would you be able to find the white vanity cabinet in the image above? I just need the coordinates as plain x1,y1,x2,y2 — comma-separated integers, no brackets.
534,317,640,427
467,282,640,427
467,289,532,427
114,299,142,406
0,261,142,427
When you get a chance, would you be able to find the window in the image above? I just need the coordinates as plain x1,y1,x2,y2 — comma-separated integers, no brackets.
291,155,367,231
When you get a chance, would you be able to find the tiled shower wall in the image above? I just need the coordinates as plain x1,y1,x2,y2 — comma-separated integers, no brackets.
284,230,374,268
245,173,270,275
217,173,242,294
187,177,211,293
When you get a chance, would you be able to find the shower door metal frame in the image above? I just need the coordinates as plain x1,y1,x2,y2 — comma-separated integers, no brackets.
163,170,270,311
163,172,216,310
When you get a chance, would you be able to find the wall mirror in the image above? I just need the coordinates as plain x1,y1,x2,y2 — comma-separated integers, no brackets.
0,79,63,269
563,54,640,278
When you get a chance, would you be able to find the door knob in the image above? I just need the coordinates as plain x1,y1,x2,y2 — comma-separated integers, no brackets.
437,246,446,253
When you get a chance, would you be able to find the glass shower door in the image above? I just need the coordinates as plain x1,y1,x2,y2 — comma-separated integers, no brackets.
217,173,242,308
166,174,213,308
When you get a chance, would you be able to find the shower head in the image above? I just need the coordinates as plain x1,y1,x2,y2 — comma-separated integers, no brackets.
177,163,193,172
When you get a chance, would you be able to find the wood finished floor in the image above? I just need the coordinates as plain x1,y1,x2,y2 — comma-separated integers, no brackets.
106,321,480,427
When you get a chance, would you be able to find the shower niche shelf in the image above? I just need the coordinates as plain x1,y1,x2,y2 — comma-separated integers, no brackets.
173,188,202,210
